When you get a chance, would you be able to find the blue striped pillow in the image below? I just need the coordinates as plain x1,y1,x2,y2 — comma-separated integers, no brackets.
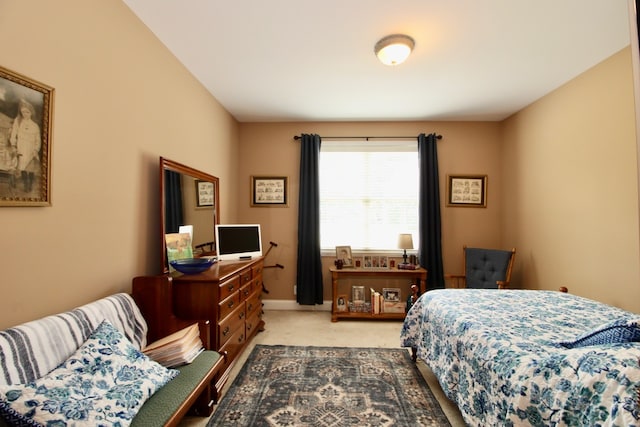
560,318,640,348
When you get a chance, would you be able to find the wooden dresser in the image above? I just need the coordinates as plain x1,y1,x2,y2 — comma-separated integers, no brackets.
132,257,264,400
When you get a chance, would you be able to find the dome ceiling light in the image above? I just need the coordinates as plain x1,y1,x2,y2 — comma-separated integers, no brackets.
374,34,415,66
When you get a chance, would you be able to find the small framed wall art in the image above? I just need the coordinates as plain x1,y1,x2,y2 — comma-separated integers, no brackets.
0,66,54,206
195,179,215,207
446,174,487,208
251,176,288,207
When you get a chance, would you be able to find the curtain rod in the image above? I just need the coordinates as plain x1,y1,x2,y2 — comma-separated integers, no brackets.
293,134,442,141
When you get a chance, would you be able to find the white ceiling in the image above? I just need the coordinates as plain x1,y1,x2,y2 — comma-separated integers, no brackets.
123,0,632,122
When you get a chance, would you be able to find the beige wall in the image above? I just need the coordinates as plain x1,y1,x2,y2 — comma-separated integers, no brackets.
502,47,640,312
0,0,240,329
238,122,503,302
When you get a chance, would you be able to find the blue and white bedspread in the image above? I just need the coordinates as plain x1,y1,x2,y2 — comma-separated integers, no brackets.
400,289,640,426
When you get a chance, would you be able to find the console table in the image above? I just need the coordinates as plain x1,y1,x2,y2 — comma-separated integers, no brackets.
330,266,427,322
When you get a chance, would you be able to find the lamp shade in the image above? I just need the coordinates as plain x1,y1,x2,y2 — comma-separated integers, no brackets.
374,34,415,66
397,233,414,250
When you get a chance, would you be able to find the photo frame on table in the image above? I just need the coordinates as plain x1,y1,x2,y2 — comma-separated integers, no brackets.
383,288,401,302
446,174,487,208
251,176,288,206
335,245,353,267
0,66,54,207
336,294,348,312
352,286,365,303
363,255,389,270
195,179,215,208
379,256,389,269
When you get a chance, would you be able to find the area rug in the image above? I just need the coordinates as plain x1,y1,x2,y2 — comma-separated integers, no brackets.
207,345,451,426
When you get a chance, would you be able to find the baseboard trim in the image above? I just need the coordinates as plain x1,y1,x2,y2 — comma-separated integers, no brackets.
263,299,332,311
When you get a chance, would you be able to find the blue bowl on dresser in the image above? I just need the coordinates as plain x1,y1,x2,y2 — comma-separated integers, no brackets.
170,257,216,274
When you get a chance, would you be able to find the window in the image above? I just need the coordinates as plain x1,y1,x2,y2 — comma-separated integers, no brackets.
319,140,419,251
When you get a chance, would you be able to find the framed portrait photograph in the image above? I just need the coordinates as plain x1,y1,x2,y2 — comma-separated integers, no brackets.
363,255,373,268
382,287,401,302
352,285,365,303
251,176,288,206
446,174,487,207
379,255,389,269
336,294,348,312
335,245,353,267
363,255,389,270
0,66,54,206
195,179,215,207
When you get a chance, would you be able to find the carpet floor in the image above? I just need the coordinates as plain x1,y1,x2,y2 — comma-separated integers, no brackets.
207,344,451,427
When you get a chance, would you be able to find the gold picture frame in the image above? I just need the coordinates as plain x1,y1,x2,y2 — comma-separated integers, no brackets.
0,66,54,206
446,174,487,208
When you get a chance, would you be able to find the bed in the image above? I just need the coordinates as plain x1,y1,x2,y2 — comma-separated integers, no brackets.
400,289,640,426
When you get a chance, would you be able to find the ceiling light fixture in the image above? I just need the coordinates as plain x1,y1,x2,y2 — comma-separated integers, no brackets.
374,34,415,66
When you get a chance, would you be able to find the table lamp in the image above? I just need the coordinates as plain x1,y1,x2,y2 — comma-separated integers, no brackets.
397,233,414,265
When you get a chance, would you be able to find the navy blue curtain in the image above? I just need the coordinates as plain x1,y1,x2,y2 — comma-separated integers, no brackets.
164,170,184,234
418,133,445,289
296,133,324,305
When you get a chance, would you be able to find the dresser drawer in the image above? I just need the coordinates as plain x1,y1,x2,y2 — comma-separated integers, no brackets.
219,276,240,301
218,326,246,368
218,304,245,347
246,289,262,317
238,268,253,286
252,262,263,279
245,309,262,338
239,281,254,301
219,292,241,320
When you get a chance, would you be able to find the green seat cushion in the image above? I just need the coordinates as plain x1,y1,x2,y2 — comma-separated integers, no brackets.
131,350,221,427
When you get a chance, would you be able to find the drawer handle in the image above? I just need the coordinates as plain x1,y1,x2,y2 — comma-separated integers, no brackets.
238,334,244,343
239,311,245,319
247,303,253,312
227,300,234,309
247,322,252,331
227,284,235,292
243,289,249,297
222,326,230,336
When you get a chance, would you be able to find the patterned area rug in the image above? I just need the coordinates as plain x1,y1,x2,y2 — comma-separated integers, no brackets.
207,345,451,426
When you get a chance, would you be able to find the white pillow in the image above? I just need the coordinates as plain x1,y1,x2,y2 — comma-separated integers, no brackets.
0,320,178,427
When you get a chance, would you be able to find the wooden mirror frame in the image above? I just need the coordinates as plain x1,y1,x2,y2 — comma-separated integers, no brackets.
160,157,220,273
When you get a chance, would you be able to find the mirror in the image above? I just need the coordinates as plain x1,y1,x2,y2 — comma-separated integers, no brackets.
160,157,220,273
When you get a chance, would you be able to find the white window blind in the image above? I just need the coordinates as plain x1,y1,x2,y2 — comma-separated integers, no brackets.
319,140,419,251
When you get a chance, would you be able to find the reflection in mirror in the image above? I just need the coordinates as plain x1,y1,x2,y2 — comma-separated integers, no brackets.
160,157,220,273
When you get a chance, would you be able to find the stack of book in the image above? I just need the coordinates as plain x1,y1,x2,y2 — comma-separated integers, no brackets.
143,323,204,368
397,263,418,270
370,288,384,314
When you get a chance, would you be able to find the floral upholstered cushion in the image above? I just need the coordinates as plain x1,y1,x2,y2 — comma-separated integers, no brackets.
560,318,640,348
0,320,178,427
